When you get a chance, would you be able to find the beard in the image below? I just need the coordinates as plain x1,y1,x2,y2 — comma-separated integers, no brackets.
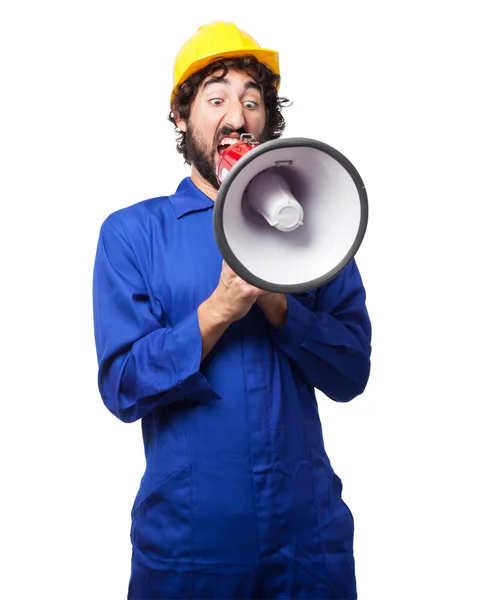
185,124,220,190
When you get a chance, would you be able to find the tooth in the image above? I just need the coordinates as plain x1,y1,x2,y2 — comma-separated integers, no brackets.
219,137,239,146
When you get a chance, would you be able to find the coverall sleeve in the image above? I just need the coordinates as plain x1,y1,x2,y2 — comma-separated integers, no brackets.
93,217,220,423
269,260,372,402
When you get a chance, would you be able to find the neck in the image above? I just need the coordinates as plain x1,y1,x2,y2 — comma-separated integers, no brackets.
190,165,218,201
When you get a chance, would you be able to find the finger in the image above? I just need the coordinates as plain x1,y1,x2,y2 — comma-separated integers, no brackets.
220,274,232,289
222,261,237,277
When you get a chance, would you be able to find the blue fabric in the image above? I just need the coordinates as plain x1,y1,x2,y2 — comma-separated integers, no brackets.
93,177,372,599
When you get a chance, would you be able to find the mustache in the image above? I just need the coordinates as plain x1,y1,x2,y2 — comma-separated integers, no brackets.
215,126,248,143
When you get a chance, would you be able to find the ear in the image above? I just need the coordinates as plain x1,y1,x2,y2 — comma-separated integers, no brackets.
173,110,187,133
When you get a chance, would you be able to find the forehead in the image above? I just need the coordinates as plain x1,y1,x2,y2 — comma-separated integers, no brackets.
199,68,263,95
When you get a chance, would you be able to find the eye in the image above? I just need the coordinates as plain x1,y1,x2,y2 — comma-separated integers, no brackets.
243,100,258,109
208,98,223,107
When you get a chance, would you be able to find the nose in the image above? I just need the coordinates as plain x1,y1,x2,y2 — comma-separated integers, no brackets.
224,100,246,131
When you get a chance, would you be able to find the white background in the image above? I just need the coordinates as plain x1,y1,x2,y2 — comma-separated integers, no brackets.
1,1,478,598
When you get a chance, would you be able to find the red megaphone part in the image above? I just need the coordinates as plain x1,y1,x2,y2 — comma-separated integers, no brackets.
216,134,259,185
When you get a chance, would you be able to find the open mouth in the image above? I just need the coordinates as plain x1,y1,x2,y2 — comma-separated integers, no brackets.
217,137,240,156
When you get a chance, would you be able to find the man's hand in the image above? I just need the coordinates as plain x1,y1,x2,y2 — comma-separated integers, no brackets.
256,292,288,328
208,261,270,325
198,262,287,360
198,261,268,360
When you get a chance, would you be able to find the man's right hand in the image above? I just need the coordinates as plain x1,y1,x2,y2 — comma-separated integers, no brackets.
209,260,269,324
197,261,268,360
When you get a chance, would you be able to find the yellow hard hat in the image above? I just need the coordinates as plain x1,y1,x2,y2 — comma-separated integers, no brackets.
171,21,280,101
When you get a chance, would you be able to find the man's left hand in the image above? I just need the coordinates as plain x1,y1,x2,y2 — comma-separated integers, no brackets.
256,293,288,328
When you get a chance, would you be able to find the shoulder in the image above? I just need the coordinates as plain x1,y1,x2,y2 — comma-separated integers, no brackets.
107,194,171,226
98,192,176,244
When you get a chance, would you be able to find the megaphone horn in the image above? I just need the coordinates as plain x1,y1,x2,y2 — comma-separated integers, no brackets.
214,135,368,294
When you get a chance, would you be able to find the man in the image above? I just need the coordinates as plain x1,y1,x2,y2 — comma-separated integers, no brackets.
93,21,372,600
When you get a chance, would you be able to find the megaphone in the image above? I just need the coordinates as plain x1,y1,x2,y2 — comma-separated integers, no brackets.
213,134,368,294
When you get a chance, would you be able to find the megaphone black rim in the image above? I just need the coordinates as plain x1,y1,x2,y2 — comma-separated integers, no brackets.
213,137,368,294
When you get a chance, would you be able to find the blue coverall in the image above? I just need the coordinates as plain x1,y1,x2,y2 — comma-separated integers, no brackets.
93,177,372,599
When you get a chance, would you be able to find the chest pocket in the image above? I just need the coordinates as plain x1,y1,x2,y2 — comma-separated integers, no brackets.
153,247,223,326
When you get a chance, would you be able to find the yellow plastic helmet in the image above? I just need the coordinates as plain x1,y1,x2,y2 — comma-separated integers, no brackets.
171,21,280,102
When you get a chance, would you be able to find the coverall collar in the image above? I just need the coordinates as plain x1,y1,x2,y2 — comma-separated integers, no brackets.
169,177,214,219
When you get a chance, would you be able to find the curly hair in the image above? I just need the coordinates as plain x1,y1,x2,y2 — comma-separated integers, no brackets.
168,55,291,164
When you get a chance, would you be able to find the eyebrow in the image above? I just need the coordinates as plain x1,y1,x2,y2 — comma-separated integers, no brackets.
202,77,262,95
